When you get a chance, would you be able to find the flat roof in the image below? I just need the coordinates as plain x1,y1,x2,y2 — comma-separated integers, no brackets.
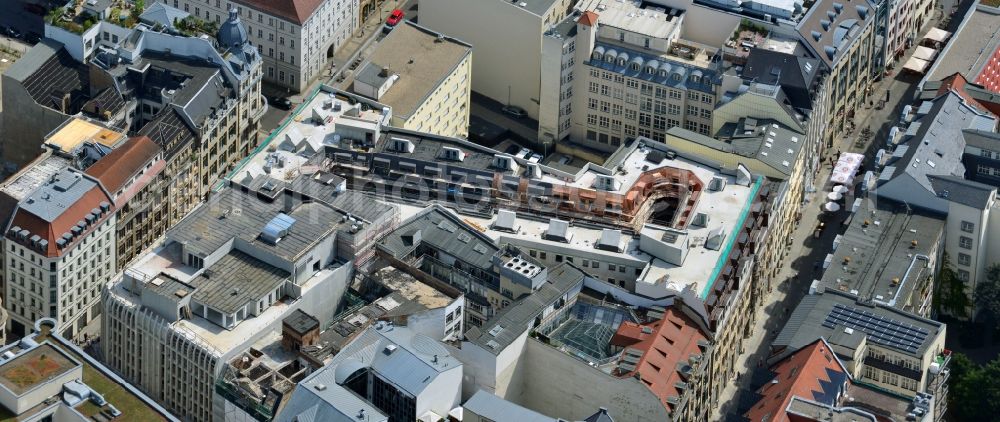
191,250,290,314
0,155,72,202
0,343,76,396
110,256,346,353
818,202,944,312
390,153,757,299
500,0,560,16
926,4,1000,82
233,86,387,184
350,22,471,120
370,266,455,309
168,187,348,262
44,118,125,153
577,0,684,39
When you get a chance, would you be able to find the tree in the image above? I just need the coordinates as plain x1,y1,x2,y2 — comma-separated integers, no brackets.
936,251,969,317
974,264,1000,319
948,353,1000,421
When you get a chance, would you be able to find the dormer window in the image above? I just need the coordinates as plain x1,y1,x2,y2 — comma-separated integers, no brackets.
692,75,701,84
631,63,640,71
618,58,626,66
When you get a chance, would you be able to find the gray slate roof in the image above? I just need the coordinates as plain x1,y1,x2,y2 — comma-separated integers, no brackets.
876,91,997,213
962,128,1000,151
669,118,805,178
379,205,499,270
795,0,877,67
19,169,101,223
927,175,996,209
465,263,585,355
742,49,822,110
773,290,943,359
139,2,190,29
464,390,557,422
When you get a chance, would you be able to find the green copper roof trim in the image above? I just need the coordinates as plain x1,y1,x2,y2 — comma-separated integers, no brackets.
700,176,763,299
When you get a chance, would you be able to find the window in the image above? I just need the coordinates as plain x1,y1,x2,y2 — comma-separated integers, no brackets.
958,253,972,266
589,82,599,93
669,90,681,99
961,221,975,233
668,104,680,115
588,98,598,110
958,270,970,281
959,236,973,249
529,250,537,257
608,264,616,271
539,252,546,260
555,255,564,262
687,105,698,115
587,114,598,126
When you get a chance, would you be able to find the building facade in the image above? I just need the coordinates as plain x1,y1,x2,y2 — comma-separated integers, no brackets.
102,183,396,421
796,0,881,146
161,0,357,91
3,168,116,339
84,136,168,271
569,7,723,154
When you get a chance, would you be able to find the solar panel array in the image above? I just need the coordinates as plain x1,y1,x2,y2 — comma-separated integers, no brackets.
822,304,929,354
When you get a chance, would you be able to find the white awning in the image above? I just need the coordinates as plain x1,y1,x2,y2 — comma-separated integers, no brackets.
924,27,951,43
903,56,931,74
913,46,937,61
829,153,864,185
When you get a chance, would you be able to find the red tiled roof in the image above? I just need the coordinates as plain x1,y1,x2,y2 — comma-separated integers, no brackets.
235,0,325,25
578,11,599,26
7,173,113,258
610,307,708,414
85,136,161,195
744,339,848,422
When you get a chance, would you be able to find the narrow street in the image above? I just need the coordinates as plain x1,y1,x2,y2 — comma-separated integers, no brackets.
712,2,965,419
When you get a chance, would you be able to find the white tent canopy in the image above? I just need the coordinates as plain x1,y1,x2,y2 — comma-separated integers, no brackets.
833,185,849,194
828,191,843,201
913,46,937,61
830,153,864,185
924,27,951,43
824,202,841,212
903,56,931,74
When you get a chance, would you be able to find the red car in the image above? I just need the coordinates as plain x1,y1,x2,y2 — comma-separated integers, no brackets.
385,9,404,27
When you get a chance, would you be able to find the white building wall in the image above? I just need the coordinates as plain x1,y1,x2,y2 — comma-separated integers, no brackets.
162,0,356,91
420,0,545,119
509,337,669,421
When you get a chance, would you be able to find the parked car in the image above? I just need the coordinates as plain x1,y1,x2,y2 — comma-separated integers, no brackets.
386,9,405,26
502,105,527,118
268,96,292,110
